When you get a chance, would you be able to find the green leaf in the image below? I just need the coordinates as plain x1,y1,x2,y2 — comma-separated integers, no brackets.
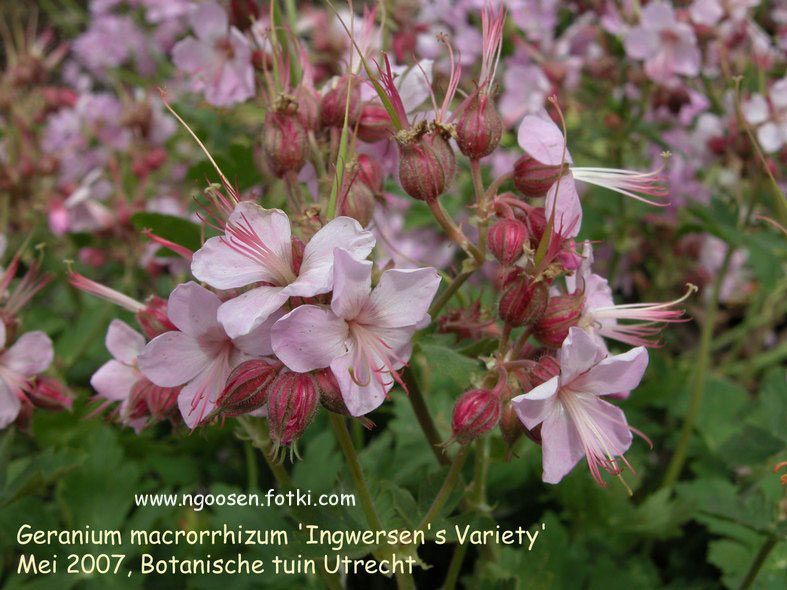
0,448,84,509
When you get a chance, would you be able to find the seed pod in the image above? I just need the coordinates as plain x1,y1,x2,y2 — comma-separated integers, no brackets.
262,110,307,178
452,388,502,443
321,74,362,128
136,296,177,339
357,103,393,143
488,218,529,266
513,154,566,198
217,360,281,417
534,293,583,347
267,372,319,447
498,279,549,327
455,93,503,159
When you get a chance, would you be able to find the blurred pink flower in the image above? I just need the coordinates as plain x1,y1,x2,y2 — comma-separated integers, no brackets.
0,325,54,429
171,2,255,107
191,202,374,338
512,327,649,486
623,1,700,83
742,77,787,153
271,248,440,416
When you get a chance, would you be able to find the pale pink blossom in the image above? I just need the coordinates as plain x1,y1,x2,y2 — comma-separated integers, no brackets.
0,325,54,429
191,202,374,339
171,2,255,107
271,248,440,416
742,77,787,153
623,1,701,83
512,327,649,486
137,282,275,428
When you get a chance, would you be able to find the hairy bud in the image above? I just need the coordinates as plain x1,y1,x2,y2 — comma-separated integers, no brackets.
293,85,320,132
320,74,362,128
498,279,549,327
136,296,176,339
339,173,375,227
356,154,383,194
455,94,503,159
534,294,583,347
499,403,525,449
513,154,566,198
531,356,561,385
217,359,281,417
28,377,73,411
452,388,502,443
267,372,319,447
357,103,393,143
398,131,455,202
262,110,307,178
488,218,528,266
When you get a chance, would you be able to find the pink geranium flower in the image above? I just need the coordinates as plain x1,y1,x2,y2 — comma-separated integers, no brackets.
171,1,255,107
512,327,649,486
137,282,275,428
0,325,54,428
191,201,374,339
271,248,440,416
623,1,701,83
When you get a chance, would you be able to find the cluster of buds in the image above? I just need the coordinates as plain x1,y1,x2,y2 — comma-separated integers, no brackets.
216,359,281,417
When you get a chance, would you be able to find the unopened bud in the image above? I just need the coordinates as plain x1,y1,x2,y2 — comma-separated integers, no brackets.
531,356,560,385
500,403,525,449
28,377,73,411
488,218,528,266
498,279,549,327
262,110,307,178
291,237,306,275
321,74,362,128
217,359,281,417
294,85,320,132
513,154,567,198
267,372,319,447
534,294,583,347
136,296,176,339
452,388,502,443
357,103,393,143
398,132,455,202
356,154,383,194
143,382,180,418
455,93,503,159
339,173,375,227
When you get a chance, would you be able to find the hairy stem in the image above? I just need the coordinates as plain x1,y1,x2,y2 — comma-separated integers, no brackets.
738,534,778,590
429,264,476,317
428,199,484,264
417,444,471,531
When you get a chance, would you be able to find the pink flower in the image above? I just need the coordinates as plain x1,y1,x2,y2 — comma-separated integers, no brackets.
512,327,649,486
742,77,787,153
171,2,255,107
137,282,274,428
623,1,701,83
0,325,54,429
271,249,440,416
191,202,374,338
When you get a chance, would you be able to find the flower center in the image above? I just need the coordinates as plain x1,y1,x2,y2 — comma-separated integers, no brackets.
222,212,297,286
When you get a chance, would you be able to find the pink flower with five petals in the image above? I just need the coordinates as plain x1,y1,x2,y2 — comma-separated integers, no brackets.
0,325,54,429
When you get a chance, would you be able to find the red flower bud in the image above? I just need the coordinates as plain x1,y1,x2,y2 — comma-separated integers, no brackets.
526,207,547,247
357,103,393,143
262,110,307,178
217,359,281,417
452,388,502,443
356,154,383,194
143,382,180,418
339,173,375,227
136,295,176,339
531,356,560,385
498,279,549,327
513,154,567,198
293,85,320,132
398,131,455,202
534,294,583,348
499,403,525,449
267,372,319,447
455,93,503,159
28,377,73,411
487,218,528,266
321,74,362,128
291,237,306,275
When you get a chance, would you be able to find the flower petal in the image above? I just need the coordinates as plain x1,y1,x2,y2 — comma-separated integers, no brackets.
287,217,375,297
330,248,372,320
545,175,582,238
190,1,228,42
217,285,288,339
105,319,146,364
137,332,212,387
365,267,441,328
539,408,586,484
90,360,140,401
330,346,389,417
166,282,224,340
517,112,572,166
559,327,607,384
1,331,53,377
271,305,349,373
191,236,272,289
571,346,648,398
177,353,233,428
512,376,559,430
0,381,21,429
231,306,286,357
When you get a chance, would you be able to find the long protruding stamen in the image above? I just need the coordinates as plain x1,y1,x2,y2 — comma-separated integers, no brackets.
220,213,295,285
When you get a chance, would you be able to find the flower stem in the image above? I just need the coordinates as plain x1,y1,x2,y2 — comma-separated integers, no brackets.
428,199,484,264
661,246,734,490
738,534,778,590
443,541,469,590
403,368,449,466
429,264,476,317
243,441,258,491
417,444,471,531
236,416,291,487
471,158,489,259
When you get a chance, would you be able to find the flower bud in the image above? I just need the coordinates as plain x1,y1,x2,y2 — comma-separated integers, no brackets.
28,377,73,411
398,131,455,202
217,359,281,417
499,403,525,448
526,207,547,247
452,388,502,443
487,218,528,266
534,294,583,347
357,103,393,143
356,154,383,194
143,382,180,418
321,74,362,128
531,356,560,385
339,173,375,227
498,279,549,327
136,296,176,339
455,93,503,159
513,154,566,198
291,237,306,275
267,371,319,447
262,110,308,178
293,85,320,132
